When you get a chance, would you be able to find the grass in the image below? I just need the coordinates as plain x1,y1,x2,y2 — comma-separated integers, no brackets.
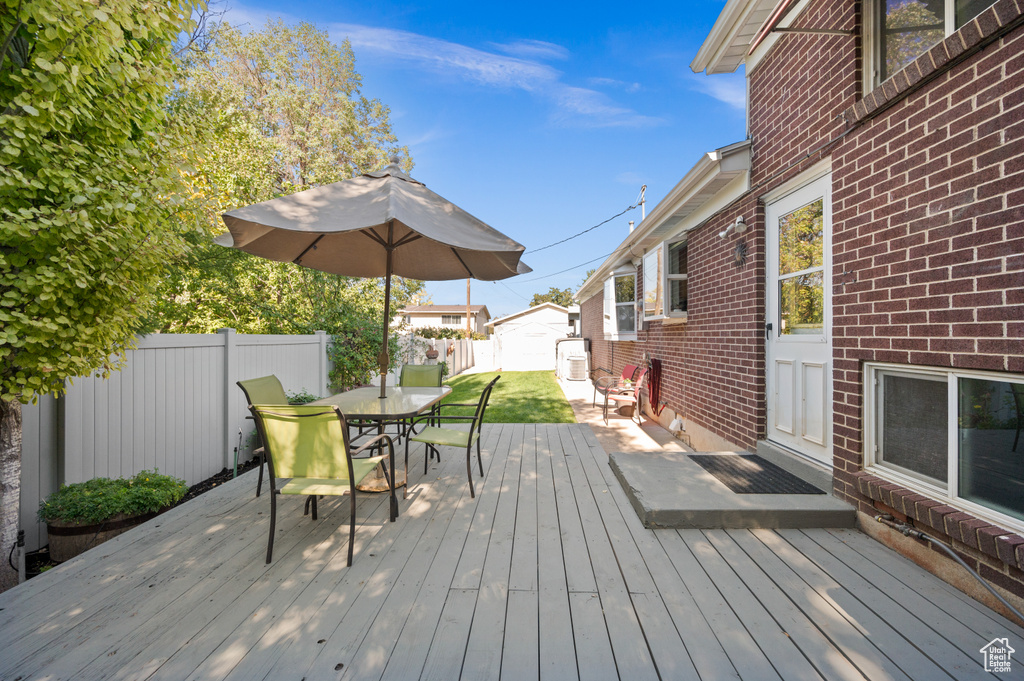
441,371,576,423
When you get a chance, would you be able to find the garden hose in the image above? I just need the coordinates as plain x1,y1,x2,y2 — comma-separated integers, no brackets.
875,514,1024,626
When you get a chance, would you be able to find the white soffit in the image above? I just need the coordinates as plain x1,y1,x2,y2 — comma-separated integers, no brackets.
691,0,782,74
575,140,750,302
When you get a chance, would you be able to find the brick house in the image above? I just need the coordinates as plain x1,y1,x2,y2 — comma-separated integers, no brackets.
397,304,491,336
577,0,1024,604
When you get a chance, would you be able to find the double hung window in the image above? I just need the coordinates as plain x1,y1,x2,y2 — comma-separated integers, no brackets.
866,363,1024,529
642,240,688,320
603,270,636,339
872,0,995,84
441,315,462,326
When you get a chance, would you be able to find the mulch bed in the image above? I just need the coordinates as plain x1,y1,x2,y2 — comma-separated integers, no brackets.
25,457,263,577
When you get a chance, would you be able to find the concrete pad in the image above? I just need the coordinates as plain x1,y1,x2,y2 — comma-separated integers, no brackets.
557,377,690,455
609,451,856,529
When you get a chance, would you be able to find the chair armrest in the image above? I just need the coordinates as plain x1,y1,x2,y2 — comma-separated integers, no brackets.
437,402,479,409
352,433,395,457
406,412,474,427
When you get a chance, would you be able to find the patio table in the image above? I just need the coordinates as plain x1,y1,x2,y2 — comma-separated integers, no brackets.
311,386,451,491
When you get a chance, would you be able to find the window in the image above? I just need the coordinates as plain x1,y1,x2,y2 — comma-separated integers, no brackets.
866,363,1024,528
642,249,662,319
872,0,995,84
440,315,462,325
603,270,636,339
643,240,688,319
667,241,688,315
777,199,824,335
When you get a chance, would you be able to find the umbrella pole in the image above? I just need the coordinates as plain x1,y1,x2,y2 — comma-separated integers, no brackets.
379,224,394,399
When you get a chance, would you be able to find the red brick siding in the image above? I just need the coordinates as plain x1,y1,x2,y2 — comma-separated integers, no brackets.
829,3,1024,590
747,0,860,185
832,20,1024,503
582,196,765,450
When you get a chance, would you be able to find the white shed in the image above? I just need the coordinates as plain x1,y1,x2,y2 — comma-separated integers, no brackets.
486,303,571,372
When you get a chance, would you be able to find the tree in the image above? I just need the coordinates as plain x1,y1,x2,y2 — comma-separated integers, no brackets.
0,0,202,589
530,287,574,308
146,20,421,386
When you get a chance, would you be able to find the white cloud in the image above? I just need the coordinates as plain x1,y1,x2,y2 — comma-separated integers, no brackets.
330,24,558,90
491,39,570,61
329,23,662,128
589,77,642,94
686,72,746,111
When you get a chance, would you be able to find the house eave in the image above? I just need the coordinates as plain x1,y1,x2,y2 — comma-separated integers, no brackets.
576,140,751,302
691,0,783,74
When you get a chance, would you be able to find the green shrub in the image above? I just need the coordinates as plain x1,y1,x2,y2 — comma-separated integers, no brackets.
39,470,188,525
287,389,321,404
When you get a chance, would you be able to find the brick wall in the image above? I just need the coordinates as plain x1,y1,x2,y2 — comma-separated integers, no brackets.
829,3,1024,596
582,195,765,450
747,0,859,184
831,11,1024,500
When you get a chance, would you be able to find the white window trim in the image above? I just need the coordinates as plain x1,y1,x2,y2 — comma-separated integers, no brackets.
604,268,637,341
864,361,1024,534
642,248,665,322
641,239,690,322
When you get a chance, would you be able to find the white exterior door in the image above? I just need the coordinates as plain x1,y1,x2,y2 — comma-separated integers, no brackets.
765,175,832,467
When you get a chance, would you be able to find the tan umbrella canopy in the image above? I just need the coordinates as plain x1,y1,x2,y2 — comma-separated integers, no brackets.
217,158,530,397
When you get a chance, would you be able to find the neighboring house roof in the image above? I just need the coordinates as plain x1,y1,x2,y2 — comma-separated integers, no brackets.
485,302,568,330
400,305,490,317
575,140,751,302
691,0,789,74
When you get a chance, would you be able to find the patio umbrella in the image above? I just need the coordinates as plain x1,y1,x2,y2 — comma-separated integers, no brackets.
216,158,530,398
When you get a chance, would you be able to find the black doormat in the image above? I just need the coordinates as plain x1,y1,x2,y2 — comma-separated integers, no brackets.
688,454,824,495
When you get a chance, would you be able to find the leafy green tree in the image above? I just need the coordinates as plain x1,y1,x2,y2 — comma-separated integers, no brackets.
530,287,574,308
146,20,421,387
0,0,201,589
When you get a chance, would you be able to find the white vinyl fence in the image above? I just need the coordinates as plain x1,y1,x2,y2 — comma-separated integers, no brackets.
19,330,478,552
19,329,329,551
373,334,478,386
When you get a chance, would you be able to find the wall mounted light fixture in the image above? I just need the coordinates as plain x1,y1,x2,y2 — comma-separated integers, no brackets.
719,215,747,239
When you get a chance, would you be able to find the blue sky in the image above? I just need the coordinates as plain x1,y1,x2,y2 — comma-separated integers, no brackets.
222,1,745,318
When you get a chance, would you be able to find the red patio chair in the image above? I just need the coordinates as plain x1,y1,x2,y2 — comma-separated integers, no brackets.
593,364,640,408
604,369,647,425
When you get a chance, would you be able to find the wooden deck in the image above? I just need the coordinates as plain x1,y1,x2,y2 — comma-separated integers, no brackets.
1,423,1021,680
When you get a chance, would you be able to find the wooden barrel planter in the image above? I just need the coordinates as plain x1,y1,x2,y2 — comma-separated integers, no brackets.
46,510,162,562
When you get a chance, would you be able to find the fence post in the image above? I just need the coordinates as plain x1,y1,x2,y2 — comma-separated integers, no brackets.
316,330,329,396
219,328,237,469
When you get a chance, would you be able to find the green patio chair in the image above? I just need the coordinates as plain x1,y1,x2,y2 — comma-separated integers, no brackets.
237,375,290,497
397,363,445,441
405,375,499,499
249,403,397,566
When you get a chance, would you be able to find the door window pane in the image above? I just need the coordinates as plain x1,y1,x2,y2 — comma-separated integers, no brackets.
879,373,948,483
779,272,823,334
778,199,823,275
881,0,944,81
958,378,1024,521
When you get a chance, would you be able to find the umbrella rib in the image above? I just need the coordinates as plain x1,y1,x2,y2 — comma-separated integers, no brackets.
393,232,422,249
451,248,476,279
293,235,326,266
361,229,389,248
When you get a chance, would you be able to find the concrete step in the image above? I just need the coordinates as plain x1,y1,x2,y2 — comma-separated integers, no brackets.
609,450,856,529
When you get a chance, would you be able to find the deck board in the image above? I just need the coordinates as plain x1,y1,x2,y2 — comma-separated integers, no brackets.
1,423,1020,680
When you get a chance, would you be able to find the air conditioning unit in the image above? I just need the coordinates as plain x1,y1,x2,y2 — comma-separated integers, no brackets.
567,356,587,381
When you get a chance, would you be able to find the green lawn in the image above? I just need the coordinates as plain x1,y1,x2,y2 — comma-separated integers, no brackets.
442,371,576,423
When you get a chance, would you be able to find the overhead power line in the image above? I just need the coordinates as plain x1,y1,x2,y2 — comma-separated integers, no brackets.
525,185,646,255
514,251,614,284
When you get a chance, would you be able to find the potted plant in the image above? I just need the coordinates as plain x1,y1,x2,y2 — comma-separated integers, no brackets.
39,470,188,562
